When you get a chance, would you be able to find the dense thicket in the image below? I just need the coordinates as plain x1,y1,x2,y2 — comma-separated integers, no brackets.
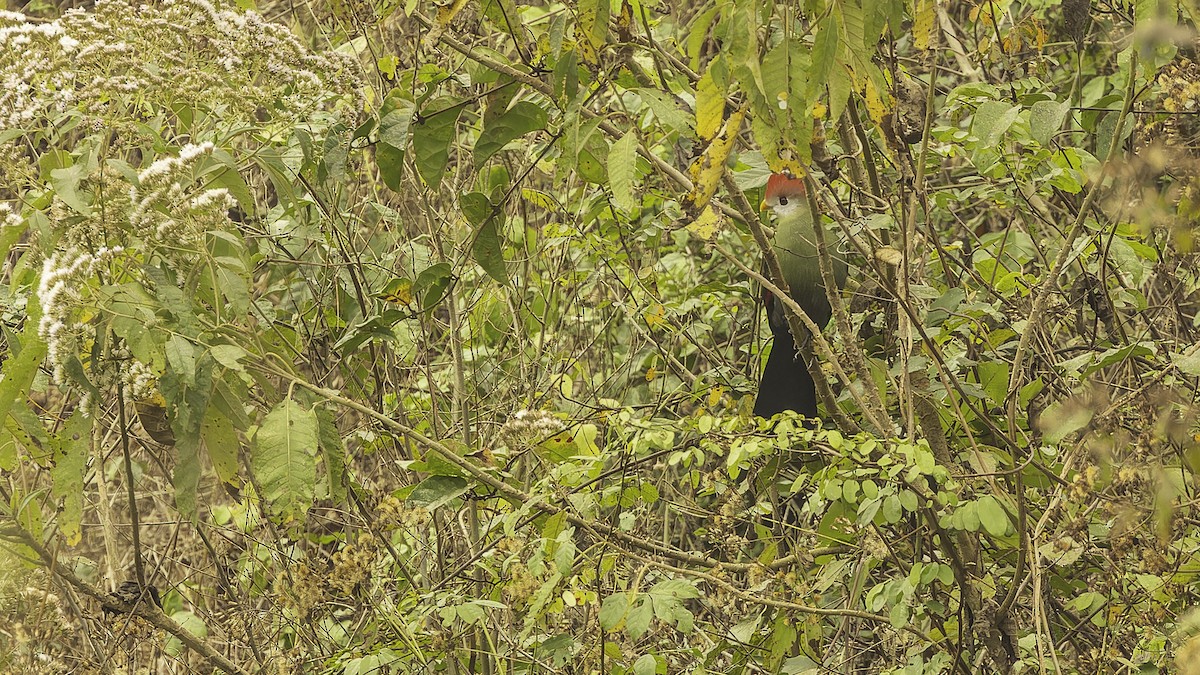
1,0,1199,673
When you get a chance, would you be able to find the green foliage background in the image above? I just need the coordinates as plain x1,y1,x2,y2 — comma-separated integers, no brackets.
2,0,1200,673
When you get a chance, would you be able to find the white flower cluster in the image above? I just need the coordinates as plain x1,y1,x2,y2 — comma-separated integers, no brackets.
0,0,361,139
130,142,233,252
0,202,18,228
502,409,567,441
7,0,362,407
122,359,157,401
37,244,123,409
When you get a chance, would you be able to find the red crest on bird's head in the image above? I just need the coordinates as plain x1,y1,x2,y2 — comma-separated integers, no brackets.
764,172,806,201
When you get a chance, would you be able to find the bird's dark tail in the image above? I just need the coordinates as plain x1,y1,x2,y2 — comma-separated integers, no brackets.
753,322,817,419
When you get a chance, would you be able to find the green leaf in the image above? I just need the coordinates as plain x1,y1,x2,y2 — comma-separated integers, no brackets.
414,262,454,312
319,124,350,184
49,163,93,216
809,12,840,101
976,361,1010,405
599,593,628,631
461,192,508,283
637,89,695,137
1029,100,1070,145
633,655,657,675
475,101,548,167
972,101,1021,147
201,403,240,486
1175,350,1200,376
1040,398,1094,445
163,611,207,657
50,410,92,546
626,597,653,639
376,142,406,191
408,475,469,510
316,405,346,503
252,398,318,523
166,335,198,386
608,131,639,212
0,314,47,439
412,98,463,189
976,496,1010,537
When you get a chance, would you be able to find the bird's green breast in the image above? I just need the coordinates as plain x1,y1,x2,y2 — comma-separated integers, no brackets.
772,210,846,328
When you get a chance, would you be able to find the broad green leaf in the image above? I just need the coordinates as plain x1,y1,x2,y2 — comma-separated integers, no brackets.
686,6,719,71
461,191,492,226
208,345,247,373
408,475,469,510
976,361,1010,405
976,496,1010,537
319,124,350,184
164,611,207,657
599,593,628,631
1174,349,1200,376
376,143,406,192
1040,398,1094,445
552,49,580,102
626,597,653,639
163,356,214,520
608,130,639,212
412,98,463,189
1029,100,1070,145
972,101,1021,147
0,313,47,438
809,12,840,101
49,163,93,216
633,655,656,675
201,403,240,486
316,405,346,503
481,0,529,53
460,193,508,283
252,398,318,523
637,89,695,137
166,335,198,386
475,101,548,167
414,262,454,312
50,409,92,545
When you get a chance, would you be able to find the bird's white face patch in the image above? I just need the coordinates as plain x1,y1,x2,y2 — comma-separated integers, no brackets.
764,173,807,219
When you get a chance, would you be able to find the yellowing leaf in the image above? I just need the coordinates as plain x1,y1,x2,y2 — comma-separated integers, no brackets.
423,0,470,47
686,107,745,210
643,303,665,329
377,278,414,305
576,0,610,64
695,67,726,141
864,76,887,125
707,385,724,408
645,366,659,382
685,205,721,240
436,0,470,27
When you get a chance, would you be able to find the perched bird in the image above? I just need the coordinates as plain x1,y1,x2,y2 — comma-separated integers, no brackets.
753,172,847,420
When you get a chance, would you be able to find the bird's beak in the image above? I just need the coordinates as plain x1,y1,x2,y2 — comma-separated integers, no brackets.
759,199,768,212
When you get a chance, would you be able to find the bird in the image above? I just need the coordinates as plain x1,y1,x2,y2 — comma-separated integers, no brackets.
753,172,847,420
